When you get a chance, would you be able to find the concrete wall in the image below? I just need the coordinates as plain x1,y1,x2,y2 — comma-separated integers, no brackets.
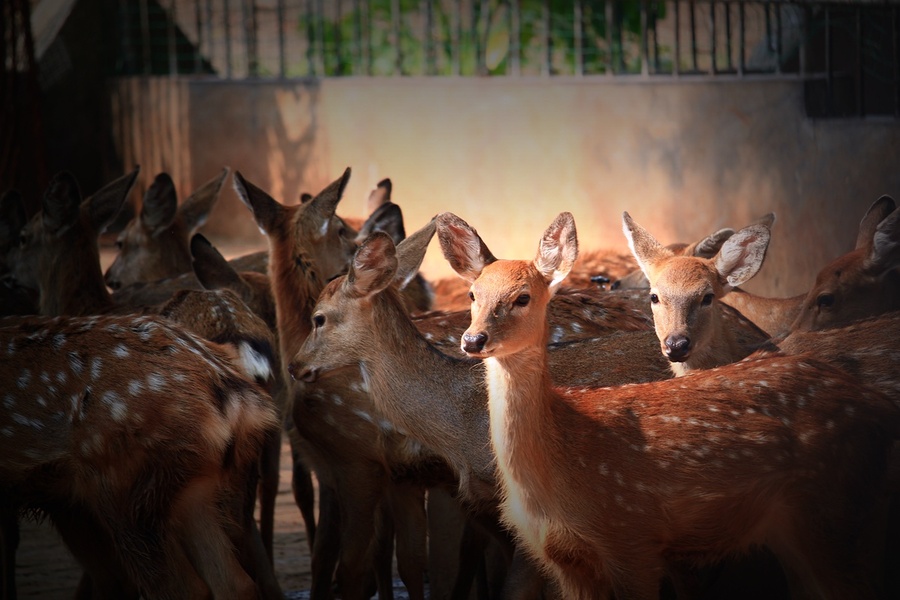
109,76,900,297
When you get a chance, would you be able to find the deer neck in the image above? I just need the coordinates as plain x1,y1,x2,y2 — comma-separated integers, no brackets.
267,239,324,364
483,340,559,520
365,293,495,494
677,302,768,375
40,240,113,316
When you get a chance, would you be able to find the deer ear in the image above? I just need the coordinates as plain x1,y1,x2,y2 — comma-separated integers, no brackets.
357,202,406,245
865,202,900,272
141,173,178,234
233,171,283,236
191,233,248,294
307,167,351,224
42,171,83,234
534,212,578,293
436,212,496,283
714,224,770,289
622,211,671,284
688,228,735,258
367,178,392,215
84,167,139,235
179,167,229,233
346,232,398,298
395,217,435,290
857,195,896,250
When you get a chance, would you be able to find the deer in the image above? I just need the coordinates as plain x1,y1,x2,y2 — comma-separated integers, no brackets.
0,190,37,316
790,194,900,332
610,213,808,339
288,219,675,598
0,312,281,599
233,168,438,600
435,209,900,600
3,170,286,599
622,211,777,376
103,168,230,290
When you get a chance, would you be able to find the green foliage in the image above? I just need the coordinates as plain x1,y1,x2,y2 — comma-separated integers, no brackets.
295,0,667,77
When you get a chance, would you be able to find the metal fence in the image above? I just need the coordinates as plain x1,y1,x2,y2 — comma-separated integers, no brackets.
116,1,900,117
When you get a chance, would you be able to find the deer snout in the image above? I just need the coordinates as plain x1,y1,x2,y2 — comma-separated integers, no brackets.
104,271,121,290
664,334,691,362
462,331,488,354
288,361,318,383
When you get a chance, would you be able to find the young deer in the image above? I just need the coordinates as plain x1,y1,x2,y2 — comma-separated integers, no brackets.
791,194,900,332
437,210,900,600
289,222,670,599
0,313,281,599
234,169,435,600
623,211,775,376
5,170,285,598
104,168,230,290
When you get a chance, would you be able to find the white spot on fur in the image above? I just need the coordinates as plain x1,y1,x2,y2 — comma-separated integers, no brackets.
128,380,144,396
16,370,30,389
102,391,127,422
147,373,166,391
113,344,130,358
91,357,102,380
238,341,273,382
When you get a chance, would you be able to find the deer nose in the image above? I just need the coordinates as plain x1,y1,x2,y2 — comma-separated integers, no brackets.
105,274,120,290
664,335,691,362
288,362,318,383
462,331,488,354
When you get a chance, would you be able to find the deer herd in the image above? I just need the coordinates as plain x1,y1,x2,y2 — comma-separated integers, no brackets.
0,164,898,600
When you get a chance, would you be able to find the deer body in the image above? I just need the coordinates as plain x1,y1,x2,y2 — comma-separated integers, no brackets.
438,211,899,600
0,314,280,600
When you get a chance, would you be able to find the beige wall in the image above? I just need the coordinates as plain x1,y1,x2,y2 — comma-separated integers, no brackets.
110,76,900,297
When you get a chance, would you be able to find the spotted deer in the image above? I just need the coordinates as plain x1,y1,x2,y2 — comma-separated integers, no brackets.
437,210,900,600
623,211,776,376
104,168,230,290
233,169,436,600
0,313,281,599
4,170,285,598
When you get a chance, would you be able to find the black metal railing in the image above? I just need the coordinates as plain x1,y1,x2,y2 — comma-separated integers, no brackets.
114,1,900,118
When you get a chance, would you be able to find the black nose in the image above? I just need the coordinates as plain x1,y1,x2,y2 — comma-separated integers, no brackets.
665,335,691,362
106,276,120,290
462,331,488,354
610,280,621,290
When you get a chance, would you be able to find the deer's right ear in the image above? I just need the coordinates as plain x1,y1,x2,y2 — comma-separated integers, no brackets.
233,171,282,236
179,167,229,233
622,211,670,283
191,233,247,294
346,232,398,298
436,212,496,283
857,195,896,250
141,173,178,234
42,171,82,234
395,217,435,290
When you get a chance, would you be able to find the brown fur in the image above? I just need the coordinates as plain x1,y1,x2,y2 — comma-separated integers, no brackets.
438,210,900,600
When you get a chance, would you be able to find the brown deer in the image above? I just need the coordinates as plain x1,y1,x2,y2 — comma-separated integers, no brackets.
436,210,900,600
104,168,230,290
233,168,435,600
4,170,285,598
791,194,900,332
0,313,281,599
622,211,775,376
288,220,672,598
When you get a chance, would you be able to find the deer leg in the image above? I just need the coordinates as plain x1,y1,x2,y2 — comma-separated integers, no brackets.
334,465,386,600
388,482,428,600
288,428,318,552
374,499,396,600
310,482,340,600
0,499,19,600
257,425,282,563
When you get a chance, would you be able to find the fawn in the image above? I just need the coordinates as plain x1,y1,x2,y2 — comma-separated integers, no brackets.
437,210,900,600
0,313,280,599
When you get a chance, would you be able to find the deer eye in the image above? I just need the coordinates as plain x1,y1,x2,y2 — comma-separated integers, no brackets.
649,293,659,304
514,293,530,307
312,314,326,328
701,293,714,306
468,291,475,302
816,293,835,309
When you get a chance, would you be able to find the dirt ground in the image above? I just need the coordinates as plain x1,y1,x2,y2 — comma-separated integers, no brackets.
13,433,316,599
